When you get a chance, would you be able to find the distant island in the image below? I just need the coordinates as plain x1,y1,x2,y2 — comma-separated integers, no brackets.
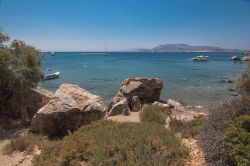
137,44,240,52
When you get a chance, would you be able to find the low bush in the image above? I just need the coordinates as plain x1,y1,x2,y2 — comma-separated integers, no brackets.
33,120,189,166
140,105,168,124
220,115,250,166
169,118,205,139
200,97,250,166
3,133,47,155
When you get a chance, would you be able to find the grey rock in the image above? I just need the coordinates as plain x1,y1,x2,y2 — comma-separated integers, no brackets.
108,99,130,116
108,77,163,115
31,84,106,136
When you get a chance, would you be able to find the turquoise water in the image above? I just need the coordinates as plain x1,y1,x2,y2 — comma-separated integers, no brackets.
39,52,246,106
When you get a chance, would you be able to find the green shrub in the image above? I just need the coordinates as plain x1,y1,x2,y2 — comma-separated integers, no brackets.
3,133,47,155
169,119,205,139
140,105,168,124
220,115,250,166
200,97,250,166
33,120,189,166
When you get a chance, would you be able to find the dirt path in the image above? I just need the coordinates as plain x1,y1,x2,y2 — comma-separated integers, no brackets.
183,138,206,166
169,105,207,166
0,129,33,166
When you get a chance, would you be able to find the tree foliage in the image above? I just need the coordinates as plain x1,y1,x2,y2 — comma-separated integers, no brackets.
0,29,42,119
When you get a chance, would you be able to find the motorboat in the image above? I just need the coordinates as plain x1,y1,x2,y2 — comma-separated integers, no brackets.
192,55,209,61
44,72,60,80
44,68,60,80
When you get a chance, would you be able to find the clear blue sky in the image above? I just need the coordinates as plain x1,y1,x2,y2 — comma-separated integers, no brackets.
0,0,250,51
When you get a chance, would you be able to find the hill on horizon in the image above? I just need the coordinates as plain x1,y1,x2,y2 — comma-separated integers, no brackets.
137,44,240,52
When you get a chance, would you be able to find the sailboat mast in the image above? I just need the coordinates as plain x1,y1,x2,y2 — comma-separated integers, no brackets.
105,41,107,53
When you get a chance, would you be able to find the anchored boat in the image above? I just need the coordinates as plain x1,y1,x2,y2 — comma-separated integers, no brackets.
44,68,60,80
230,56,241,60
192,55,209,61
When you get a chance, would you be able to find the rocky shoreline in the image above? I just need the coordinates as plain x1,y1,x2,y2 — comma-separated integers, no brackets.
27,77,207,136
0,77,209,166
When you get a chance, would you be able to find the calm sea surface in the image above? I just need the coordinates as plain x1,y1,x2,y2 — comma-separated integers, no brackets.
39,52,246,106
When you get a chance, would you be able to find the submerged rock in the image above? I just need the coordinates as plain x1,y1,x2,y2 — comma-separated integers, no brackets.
108,77,163,116
31,84,106,136
229,88,236,92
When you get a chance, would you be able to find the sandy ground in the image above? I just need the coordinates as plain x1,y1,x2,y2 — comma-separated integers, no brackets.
107,111,141,123
0,129,33,166
183,138,207,166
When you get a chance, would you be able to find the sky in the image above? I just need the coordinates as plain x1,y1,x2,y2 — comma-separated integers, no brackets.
0,0,250,51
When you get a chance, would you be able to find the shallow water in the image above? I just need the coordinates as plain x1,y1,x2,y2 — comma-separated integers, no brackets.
39,52,246,106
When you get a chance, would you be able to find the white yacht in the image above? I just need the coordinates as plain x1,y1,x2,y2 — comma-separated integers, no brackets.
192,55,209,61
44,68,60,80
230,56,241,60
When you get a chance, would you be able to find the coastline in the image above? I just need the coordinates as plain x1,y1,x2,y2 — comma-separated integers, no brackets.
39,52,244,107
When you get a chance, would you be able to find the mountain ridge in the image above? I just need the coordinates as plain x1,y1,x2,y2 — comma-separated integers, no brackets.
137,44,240,52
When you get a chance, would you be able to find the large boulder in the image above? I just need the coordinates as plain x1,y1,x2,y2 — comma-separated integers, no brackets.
31,84,106,136
108,78,163,116
120,77,163,102
108,99,130,116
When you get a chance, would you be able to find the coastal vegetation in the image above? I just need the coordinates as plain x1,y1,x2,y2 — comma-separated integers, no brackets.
139,105,168,124
236,62,250,95
0,28,249,165
0,29,42,131
5,120,189,166
201,62,250,166
169,119,205,139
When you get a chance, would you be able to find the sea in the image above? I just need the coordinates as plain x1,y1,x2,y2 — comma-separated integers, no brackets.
39,52,246,106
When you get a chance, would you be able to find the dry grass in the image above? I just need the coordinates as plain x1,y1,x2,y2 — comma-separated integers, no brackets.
169,118,205,139
140,105,168,124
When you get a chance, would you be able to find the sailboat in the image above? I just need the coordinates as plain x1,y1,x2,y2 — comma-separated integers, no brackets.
102,42,108,56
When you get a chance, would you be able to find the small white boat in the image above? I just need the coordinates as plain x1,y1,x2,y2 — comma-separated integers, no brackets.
44,72,60,80
51,51,55,56
44,68,60,80
230,56,241,60
192,55,209,61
